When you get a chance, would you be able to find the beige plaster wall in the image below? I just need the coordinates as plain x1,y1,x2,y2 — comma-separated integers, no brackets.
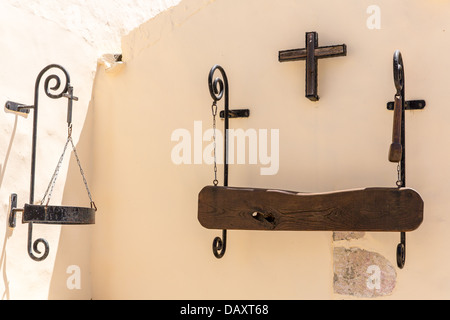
0,0,179,300
89,0,450,299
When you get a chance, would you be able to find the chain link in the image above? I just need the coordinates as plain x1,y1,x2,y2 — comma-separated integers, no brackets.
41,126,97,210
212,101,219,186
396,162,402,188
41,137,71,206
70,136,97,210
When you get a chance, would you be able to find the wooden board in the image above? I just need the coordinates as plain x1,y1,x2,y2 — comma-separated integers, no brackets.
198,186,423,232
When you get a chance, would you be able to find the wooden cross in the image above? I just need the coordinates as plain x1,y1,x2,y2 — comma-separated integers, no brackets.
279,32,347,101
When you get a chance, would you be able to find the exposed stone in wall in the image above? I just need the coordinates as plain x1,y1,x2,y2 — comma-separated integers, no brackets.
333,232,397,298
333,247,396,298
333,232,365,241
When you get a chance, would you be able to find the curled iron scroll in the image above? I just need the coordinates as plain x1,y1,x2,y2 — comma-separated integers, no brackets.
38,64,71,100
28,224,49,262
208,65,227,103
212,230,227,259
393,50,404,95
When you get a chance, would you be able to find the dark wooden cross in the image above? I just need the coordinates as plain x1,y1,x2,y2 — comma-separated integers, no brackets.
279,32,347,101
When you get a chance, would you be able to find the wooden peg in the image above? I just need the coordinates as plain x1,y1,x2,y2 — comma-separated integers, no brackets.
389,95,403,163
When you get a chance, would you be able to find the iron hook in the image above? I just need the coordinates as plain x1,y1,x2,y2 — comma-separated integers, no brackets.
393,50,404,95
27,223,49,262
397,232,406,269
212,230,227,259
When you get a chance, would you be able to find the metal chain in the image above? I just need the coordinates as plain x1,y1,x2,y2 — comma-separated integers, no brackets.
41,124,97,210
41,134,71,206
69,135,96,210
212,101,219,186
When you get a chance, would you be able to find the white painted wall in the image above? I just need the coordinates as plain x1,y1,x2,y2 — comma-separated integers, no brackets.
0,0,179,300
1,0,449,301
7,0,181,54
89,0,450,299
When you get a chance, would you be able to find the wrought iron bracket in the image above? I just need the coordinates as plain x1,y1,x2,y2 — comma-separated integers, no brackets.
219,109,250,119
9,193,22,229
5,101,33,115
206,65,251,259
387,50,426,269
5,64,95,262
387,99,426,111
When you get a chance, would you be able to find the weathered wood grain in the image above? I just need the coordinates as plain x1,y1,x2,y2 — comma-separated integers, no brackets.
278,32,347,101
198,186,423,232
278,44,347,62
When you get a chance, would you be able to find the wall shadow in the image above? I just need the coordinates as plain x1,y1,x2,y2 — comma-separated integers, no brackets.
0,115,18,300
47,101,96,300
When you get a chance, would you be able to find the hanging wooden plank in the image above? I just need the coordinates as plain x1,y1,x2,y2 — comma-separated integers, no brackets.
198,186,423,232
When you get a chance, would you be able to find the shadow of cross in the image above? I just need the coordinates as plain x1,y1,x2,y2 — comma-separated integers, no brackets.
279,31,347,101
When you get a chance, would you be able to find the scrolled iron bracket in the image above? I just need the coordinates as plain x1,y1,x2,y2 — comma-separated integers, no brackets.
208,65,229,259
207,65,250,259
393,50,406,269
5,64,94,262
388,50,426,269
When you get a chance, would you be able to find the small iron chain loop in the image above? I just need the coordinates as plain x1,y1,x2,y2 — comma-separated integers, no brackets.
212,101,219,186
396,162,402,188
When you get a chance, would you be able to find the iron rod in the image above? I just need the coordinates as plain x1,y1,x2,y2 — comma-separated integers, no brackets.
208,65,229,259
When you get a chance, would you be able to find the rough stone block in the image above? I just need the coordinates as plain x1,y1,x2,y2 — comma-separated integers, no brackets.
333,232,365,241
333,247,396,298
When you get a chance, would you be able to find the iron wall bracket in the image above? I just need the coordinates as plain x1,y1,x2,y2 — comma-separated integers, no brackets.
5,101,32,115
207,65,252,259
387,99,426,111
5,64,95,262
387,50,426,269
219,109,250,119
9,194,22,228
